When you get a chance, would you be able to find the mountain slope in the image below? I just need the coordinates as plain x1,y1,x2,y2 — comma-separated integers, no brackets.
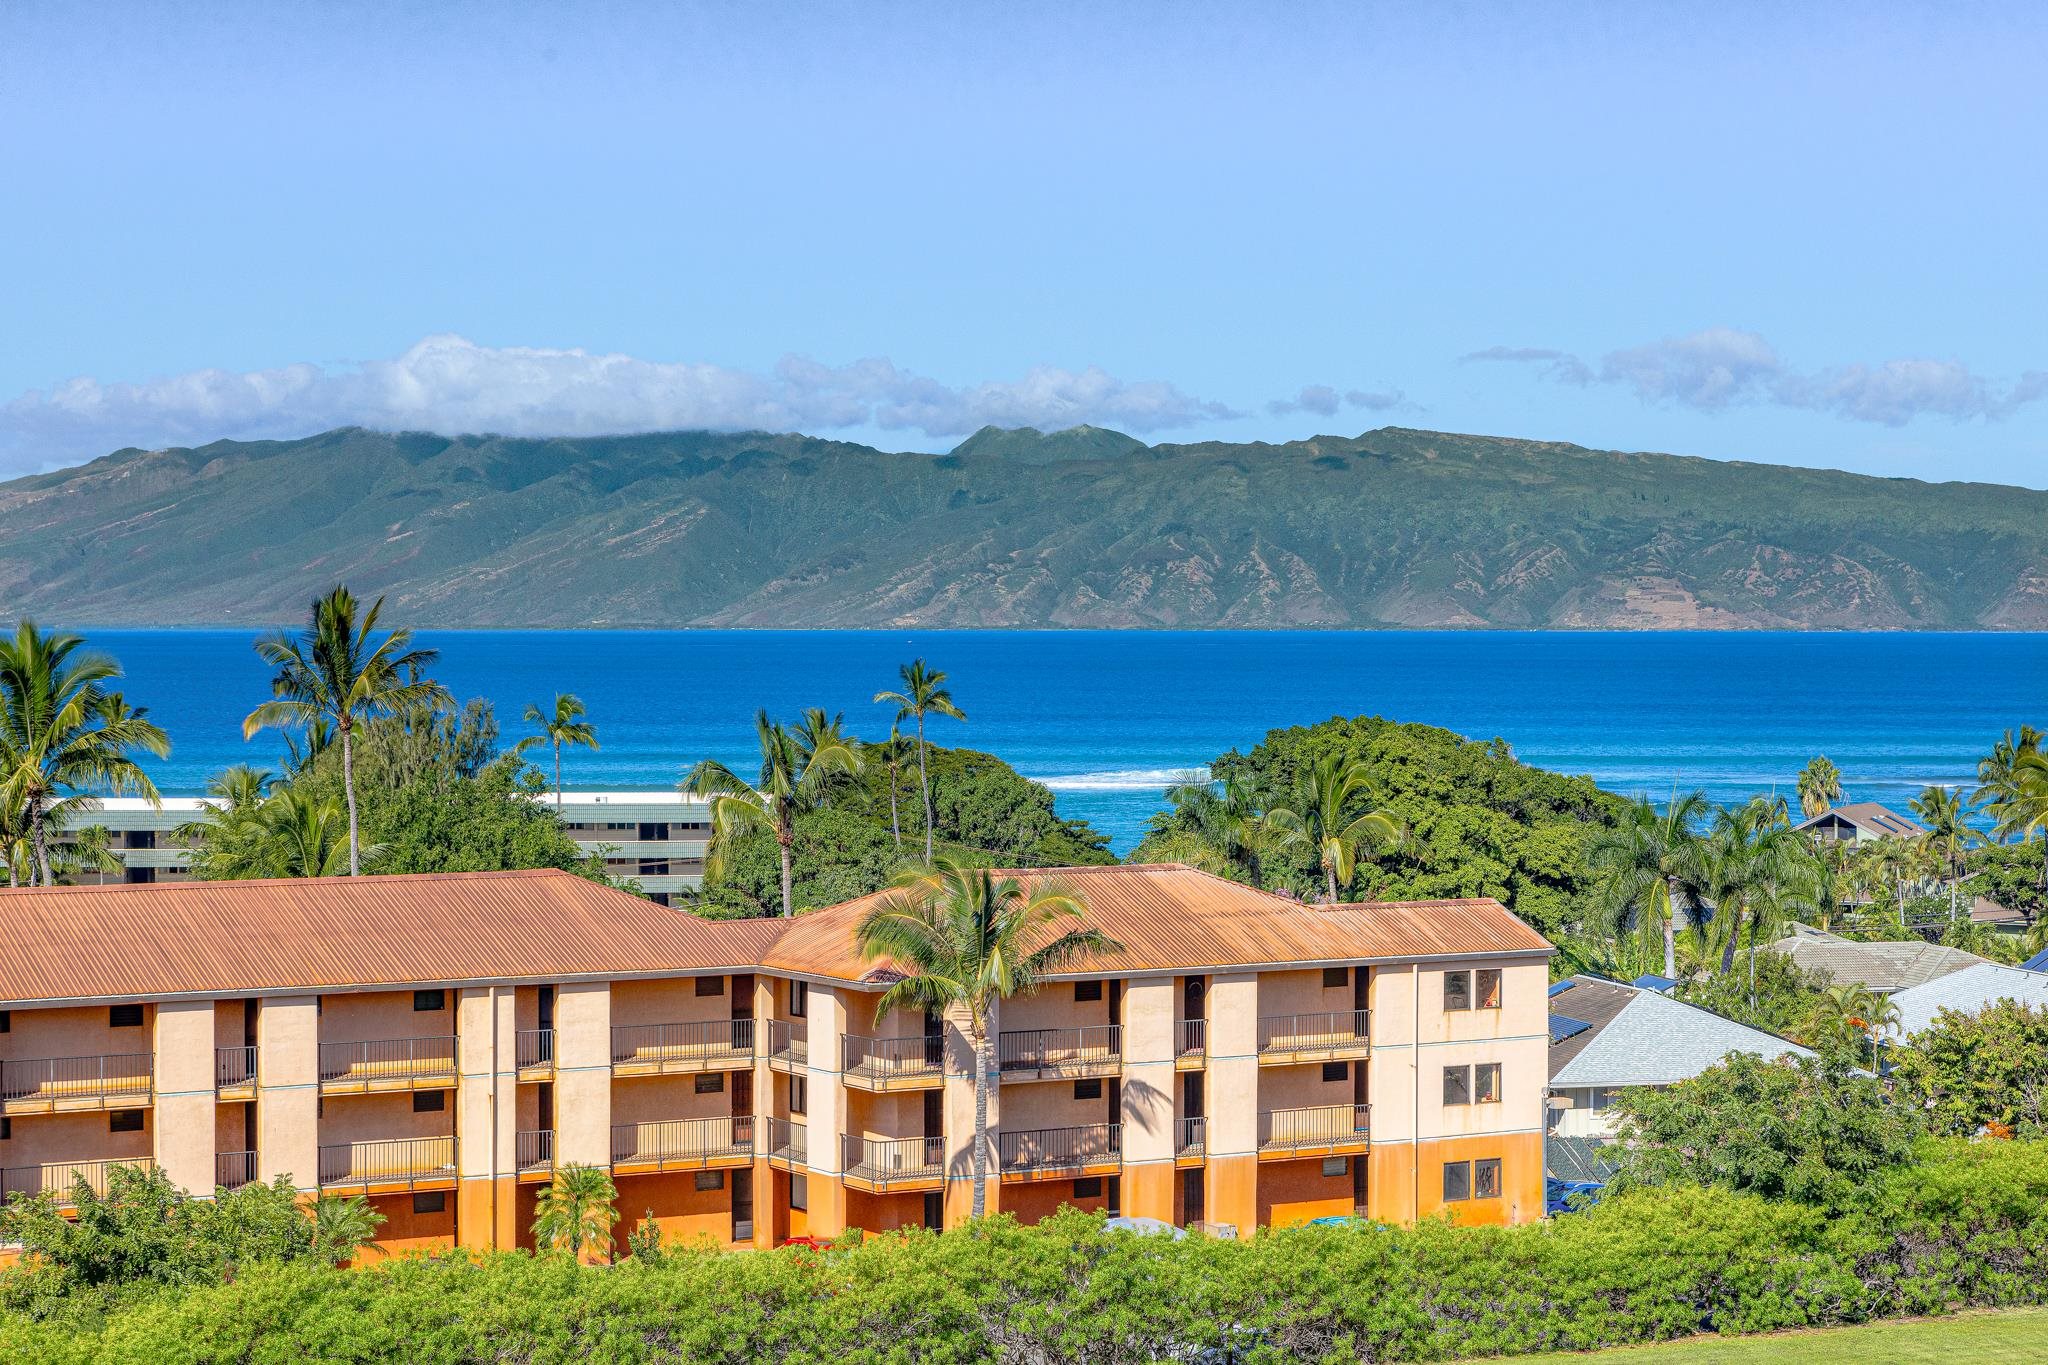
5,424,2048,628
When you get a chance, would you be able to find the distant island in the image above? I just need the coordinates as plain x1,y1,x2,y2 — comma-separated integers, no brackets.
5,423,2048,629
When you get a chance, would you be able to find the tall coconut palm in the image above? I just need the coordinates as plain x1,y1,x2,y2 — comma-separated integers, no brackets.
0,622,169,886
1984,749,2048,905
855,858,1120,1218
1588,791,1713,979
1700,796,1821,977
1795,756,1843,820
874,723,913,849
258,788,369,878
513,693,599,806
1972,725,2043,812
1909,784,1980,884
684,709,863,917
875,660,966,862
532,1163,620,1262
1161,769,1270,883
242,587,450,877
1261,752,1402,903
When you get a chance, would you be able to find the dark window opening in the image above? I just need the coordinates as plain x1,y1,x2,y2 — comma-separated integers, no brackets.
1073,1078,1103,1101
695,1170,723,1191
1322,966,1349,990
412,1192,446,1215
789,981,808,1018
1475,1062,1501,1104
109,1109,145,1133
1443,971,1473,1012
789,1173,808,1212
1074,980,1103,1003
1321,1156,1348,1178
1072,1176,1104,1199
1475,1157,1502,1199
109,1004,144,1028
1443,1065,1472,1106
413,989,446,1013
1321,1061,1349,1083
413,1090,445,1113
695,975,724,997
791,1076,807,1116
1476,969,1503,1010
695,1073,724,1094
1442,1160,1472,1202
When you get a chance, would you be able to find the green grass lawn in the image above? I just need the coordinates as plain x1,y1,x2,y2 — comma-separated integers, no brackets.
1556,1306,2048,1361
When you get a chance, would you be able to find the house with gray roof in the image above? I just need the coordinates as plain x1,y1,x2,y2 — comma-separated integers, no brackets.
1792,802,1926,846
1888,961,2048,1037
1765,923,1987,994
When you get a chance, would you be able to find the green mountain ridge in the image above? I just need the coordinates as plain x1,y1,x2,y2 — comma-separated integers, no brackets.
5,423,2048,629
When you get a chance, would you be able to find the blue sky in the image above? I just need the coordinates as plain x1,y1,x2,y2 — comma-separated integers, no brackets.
4,1,2046,484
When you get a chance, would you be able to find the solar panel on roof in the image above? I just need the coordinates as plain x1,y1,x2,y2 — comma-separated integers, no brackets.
1549,1014,1592,1043
2022,947,2048,974
1548,979,1576,998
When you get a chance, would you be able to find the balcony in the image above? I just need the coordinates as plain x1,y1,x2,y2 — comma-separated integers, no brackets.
843,1134,946,1192
216,1045,257,1100
516,1129,555,1181
1176,1116,1207,1165
515,1029,555,1080
317,1037,458,1094
610,1019,754,1077
611,1114,754,1174
765,1020,807,1074
1257,1104,1371,1159
997,1025,1121,1082
1256,1010,1371,1065
216,1150,259,1190
318,1136,458,1191
764,1117,807,1171
1,1156,156,1206
0,1053,153,1113
1177,1019,1207,1070
842,1033,944,1091
998,1123,1122,1181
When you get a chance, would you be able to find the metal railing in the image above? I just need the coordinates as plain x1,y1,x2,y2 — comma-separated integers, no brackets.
317,1136,458,1187
1,1157,156,1204
1177,1018,1207,1059
1177,1116,1207,1157
610,1018,755,1069
997,1025,1121,1075
1257,1104,1371,1153
764,1117,808,1167
997,1123,1122,1174
215,1046,257,1090
516,1129,554,1173
0,1053,154,1103
215,1150,258,1189
1256,1010,1370,1056
515,1028,555,1071
766,1019,808,1067
610,1114,754,1168
844,1134,946,1185
317,1036,458,1087
843,1033,945,1083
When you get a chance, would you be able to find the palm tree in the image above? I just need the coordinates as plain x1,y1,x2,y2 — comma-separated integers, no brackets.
242,587,450,876
855,858,1121,1218
1971,725,2042,811
684,710,862,917
1262,752,1402,903
1795,756,1842,820
1984,751,2048,906
1161,770,1270,883
1588,791,1713,980
0,622,170,886
873,723,914,850
258,789,368,878
1908,784,1980,885
310,1193,386,1265
875,660,966,862
513,693,599,807
532,1162,620,1262
1699,797,1821,978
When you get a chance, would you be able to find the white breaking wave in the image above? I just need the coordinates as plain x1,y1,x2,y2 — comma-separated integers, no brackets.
1034,767,1206,793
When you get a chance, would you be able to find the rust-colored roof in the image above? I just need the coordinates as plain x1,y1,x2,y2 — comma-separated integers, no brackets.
0,869,783,1005
759,864,1552,983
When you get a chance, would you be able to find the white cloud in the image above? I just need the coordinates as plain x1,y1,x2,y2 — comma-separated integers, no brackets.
0,335,1244,473
1266,383,1409,417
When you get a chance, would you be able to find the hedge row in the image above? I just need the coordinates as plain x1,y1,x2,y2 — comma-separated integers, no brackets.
6,1138,2048,1364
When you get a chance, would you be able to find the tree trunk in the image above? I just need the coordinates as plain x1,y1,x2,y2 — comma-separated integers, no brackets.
554,743,563,809
917,714,934,863
971,1021,991,1219
1323,861,1338,904
887,759,902,849
341,718,360,877
777,808,795,918
1662,876,1678,979
31,803,52,888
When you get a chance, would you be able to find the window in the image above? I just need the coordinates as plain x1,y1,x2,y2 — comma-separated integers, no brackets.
923,1191,944,1230
1074,980,1103,1003
413,1090,445,1113
694,1170,724,1192
791,1076,807,1116
1321,1061,1349,1083
790,1173,808,1211
1588,1086,1618,1113
412,1192,446,1215
1442,1160,1472,1202
1442,1065,1472,1106
413,990,446,1013
1322,966,1349,990
1322,1156,1349,1178
1474,1062,1502,1104
695,975,724,998
109,1109,145,1133
109,1003,144,1028
694,1073,725,1094
1,1117,10,1141
1073,1177,1104,1198
1476,969,1502,1010
1443,971,1472,1012
1074,1078,1103,1101
789,981,808,1019
0,1009,9,1032
1475,1157,1502,1199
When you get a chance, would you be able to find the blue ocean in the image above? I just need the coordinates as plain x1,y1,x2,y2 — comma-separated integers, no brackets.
79,630,2048,855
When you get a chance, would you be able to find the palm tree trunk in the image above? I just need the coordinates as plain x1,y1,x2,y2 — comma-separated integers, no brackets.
30,806,51,888
554,742,563,809
916,713,934,862
1324,861,1338,904
777,808,795,918
887,759,902,848
971,1022,991,1219
340,718,360,877
1662,877,1678,979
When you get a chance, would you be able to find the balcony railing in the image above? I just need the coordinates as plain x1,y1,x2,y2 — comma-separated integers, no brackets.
515,1028,555,1073
610,1114,754,1170
0,1053,154,1108
764,1117,807,1168
766,1019,808,1069
997,1025,1121,1079
1176,1116,1207,1158
516,1129,555,1174
998,1123,1122,1175
317,1136,458,1188
843,1134,946,1188
215,1046,257,1092
317,1037,458,1091
1257,1104,1372,1154
1177,1018,1207,1062
1,1157,156,1205
610,1019,754,1073
216,1150,259,1190
843,1033,945,1087
1256,1010,1370,1060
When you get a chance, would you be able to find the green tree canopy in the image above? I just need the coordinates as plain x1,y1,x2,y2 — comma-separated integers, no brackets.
1893,999,2048,1138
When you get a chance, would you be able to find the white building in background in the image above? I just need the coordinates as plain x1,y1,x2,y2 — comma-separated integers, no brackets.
52,792,709,902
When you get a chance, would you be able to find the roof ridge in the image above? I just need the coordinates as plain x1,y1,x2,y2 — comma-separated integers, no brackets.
0,867,572,897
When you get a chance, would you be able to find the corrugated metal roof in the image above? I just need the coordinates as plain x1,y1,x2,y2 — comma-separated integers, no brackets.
0,870,783,1005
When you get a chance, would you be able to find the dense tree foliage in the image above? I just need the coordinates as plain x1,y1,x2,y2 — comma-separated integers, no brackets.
1670,950,1833,1038
1894,1001,2048,1138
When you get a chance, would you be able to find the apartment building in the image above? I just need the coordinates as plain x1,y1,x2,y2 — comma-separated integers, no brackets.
0,864,1551,1256
52,792,710,900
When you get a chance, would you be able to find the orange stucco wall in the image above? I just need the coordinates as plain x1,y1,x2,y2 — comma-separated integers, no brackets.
1257,1155,1355,1229
357,1191,458,1260
614,1169,741,1249
1001,1176,1113,1225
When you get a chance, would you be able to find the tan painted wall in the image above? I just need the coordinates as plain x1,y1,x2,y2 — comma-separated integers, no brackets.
610,1074,740,1127
258,995,319,1189
318,1091,457,1148
0,1003,153,1064
610,977,727,1030
1258,968,1355,1019
996,1080,1118,1133
1418,1039,1546,1140
152,999,216,1192
997,982,1111,1034
319,990,453,1046
0,1110,151,1169
1258,1060,1360,1111
1119,977,1176,1187
553,982,612,1167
